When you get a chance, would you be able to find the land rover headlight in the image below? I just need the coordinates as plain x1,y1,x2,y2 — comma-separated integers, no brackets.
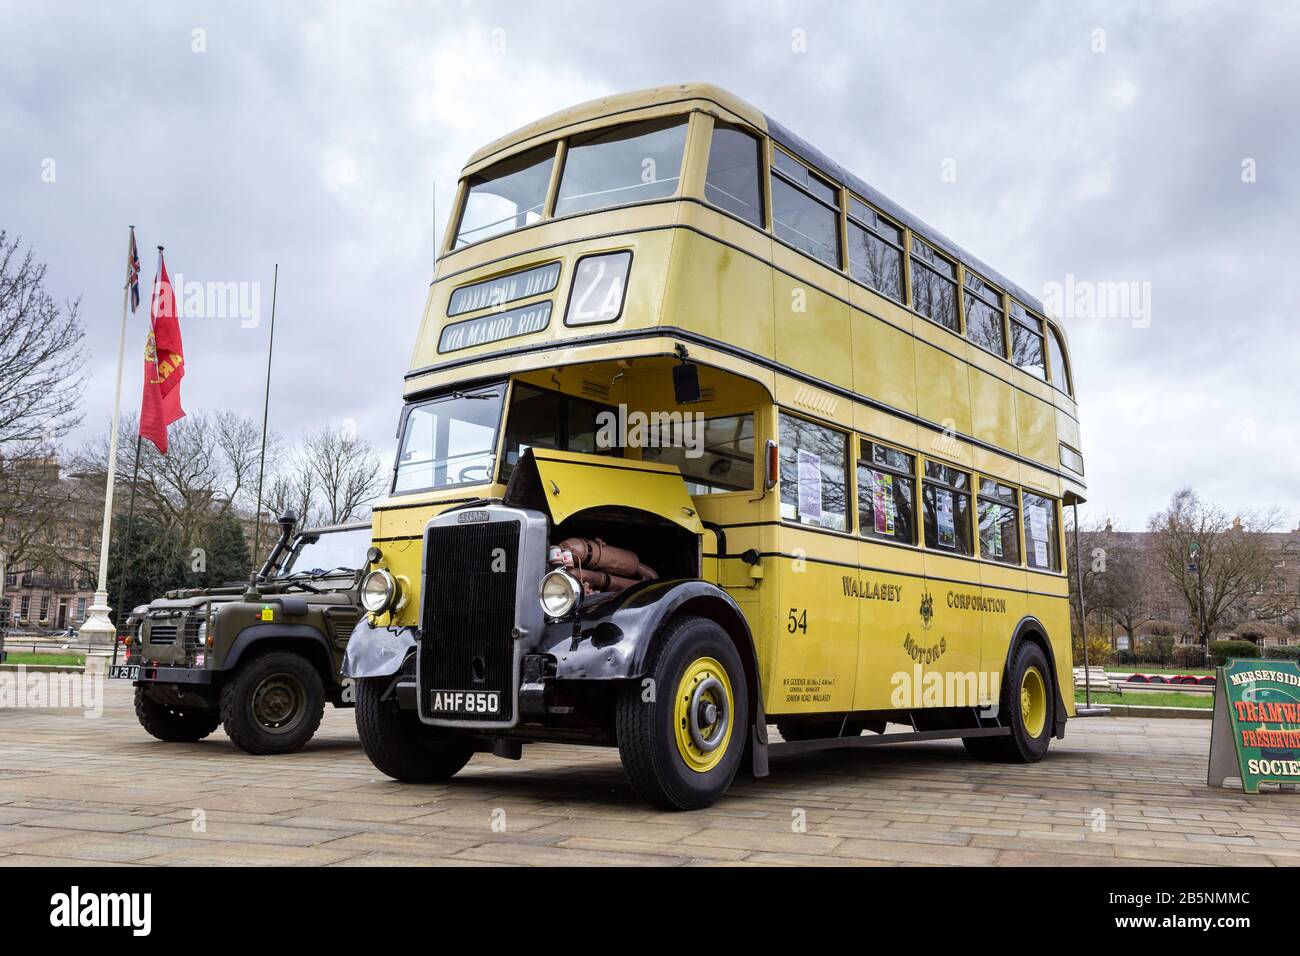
539,569,582,620
360,569,399,613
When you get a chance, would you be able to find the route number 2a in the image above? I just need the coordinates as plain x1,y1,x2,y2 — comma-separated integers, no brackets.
787,608,808,634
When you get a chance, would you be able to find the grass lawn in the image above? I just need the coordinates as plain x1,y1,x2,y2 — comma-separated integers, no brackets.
1076,689,1213,709
1,652,86,666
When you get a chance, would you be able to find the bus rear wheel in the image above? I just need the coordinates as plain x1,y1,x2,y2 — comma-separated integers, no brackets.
616,615,748,811
354,676,474,782
963,641,1054,763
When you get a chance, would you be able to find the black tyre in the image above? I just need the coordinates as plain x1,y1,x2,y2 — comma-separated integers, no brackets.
963,641,1054,763
354,676,474,782
616,615,749,811
134,686,220,743
219,651,325,755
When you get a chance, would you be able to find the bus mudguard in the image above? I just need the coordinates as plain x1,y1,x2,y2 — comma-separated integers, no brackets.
343,618,416,679
536,578,759,685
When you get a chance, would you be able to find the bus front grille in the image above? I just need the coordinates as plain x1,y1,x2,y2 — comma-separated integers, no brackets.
419,519,520,723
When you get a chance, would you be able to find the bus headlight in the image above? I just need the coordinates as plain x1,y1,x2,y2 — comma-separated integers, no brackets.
539,570,582,620
360,569,399,613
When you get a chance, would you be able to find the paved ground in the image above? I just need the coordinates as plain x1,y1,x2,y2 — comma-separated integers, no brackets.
1,680,1298,866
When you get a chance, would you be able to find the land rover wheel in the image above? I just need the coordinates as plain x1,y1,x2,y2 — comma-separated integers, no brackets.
354,676,474,782
616,615,748,811
963,640,1054,763
220,651,325,755
134,686,220,743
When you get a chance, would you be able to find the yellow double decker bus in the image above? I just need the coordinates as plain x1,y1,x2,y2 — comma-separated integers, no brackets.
343,83,1086,810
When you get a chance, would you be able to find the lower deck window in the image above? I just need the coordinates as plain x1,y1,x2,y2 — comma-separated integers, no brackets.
1023,493,1061,571
857,439,915,544
922,460,972,555
779,413,848,531
977,479,1020,565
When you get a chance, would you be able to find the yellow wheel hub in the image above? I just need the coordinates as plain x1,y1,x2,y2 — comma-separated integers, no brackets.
1020,665,1047,738
673,656,734,773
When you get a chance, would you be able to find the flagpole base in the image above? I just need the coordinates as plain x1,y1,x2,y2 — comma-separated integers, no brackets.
77,592,118,647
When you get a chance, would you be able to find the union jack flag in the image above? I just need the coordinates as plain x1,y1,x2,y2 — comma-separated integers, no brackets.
127,226,141,313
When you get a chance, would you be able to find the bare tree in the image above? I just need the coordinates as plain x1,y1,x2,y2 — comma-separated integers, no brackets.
260,425,382,528
0,231,87,450
1148,488,1281,652
0,232,88,571
299,425,384,525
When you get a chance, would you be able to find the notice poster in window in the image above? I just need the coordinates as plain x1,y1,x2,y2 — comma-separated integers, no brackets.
1034,541,1049,567
937,489,956,548
797,449,822,521
1029,504,1048,546
873,471,894,534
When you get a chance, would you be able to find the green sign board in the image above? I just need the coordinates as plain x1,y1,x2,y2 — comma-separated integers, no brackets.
1208,658,1300,793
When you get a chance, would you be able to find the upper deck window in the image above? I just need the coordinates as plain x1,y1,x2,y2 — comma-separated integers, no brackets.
770,149,841,268
910,237,959,332
554,118,687,217
964,272,1006,357
847,198,905,302
1047,325,1073,396
1009,300,1047,381
704,122,763,227
454,145,555,249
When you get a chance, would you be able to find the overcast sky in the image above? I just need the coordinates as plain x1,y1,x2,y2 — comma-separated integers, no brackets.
3,0,1296,531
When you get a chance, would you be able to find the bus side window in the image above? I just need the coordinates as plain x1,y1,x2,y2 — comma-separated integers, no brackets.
857,439,915,545
1023,493,1061,572
778,413,848,531
921,460,972,555
1010,301,1047,380
704,122,764,227
910,236,959,333
1048,325,1073,396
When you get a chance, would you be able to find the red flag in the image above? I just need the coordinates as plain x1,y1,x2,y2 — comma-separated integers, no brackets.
139,249,185,453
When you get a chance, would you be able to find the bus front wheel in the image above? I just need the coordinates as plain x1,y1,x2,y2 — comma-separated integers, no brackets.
964,640,1054,763
616,615,748,811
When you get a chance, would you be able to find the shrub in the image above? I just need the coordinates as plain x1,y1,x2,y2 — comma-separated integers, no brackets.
1172,644,1207,669
1210,639,1261,665
1137,634,1176,666
1116,648,1137,666
1263,646,1300,661
1071,632,1111,668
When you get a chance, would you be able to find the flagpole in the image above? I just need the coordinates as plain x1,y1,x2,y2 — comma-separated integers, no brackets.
109,435,143,666
251,263,279,575
79,227,135,647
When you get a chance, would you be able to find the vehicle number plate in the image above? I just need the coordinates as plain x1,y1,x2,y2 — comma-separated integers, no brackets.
428,690,500,715
108,665,140,680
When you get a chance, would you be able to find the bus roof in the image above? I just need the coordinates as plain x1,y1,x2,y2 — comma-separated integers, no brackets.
466,83,1052,322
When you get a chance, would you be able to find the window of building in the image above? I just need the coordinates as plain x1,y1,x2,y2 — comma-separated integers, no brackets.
964,272,1006,356
1010,301,1047,380
499,382,618,481
922,460,972,555
644,414,755,494
1023,493,1061,571
76,597,87,621
910,237,959,332
770,149,841,267
977,479,1020,565
778,413,848,531
39,594,49,621
455,144,556,248
857,439,915,545
19,595,29,619
1048,324,1073,396
847,197,905,302
554,118,688,217
704,122,763,227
